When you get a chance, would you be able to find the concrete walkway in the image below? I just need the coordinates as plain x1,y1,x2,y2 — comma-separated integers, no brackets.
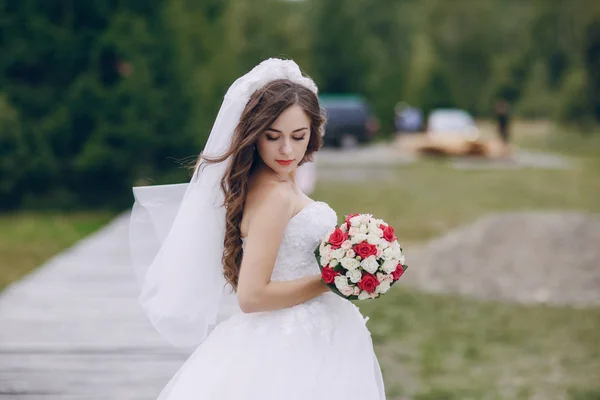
0,214,189,400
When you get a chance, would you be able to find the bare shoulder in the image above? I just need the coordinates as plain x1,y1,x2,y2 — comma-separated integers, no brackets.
257,182,294,213
241,181,295,237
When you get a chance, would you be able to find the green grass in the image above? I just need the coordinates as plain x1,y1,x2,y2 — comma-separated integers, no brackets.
314,126,600,399
315,158,600,244
363,288,600,399
0,212,114,291
513,121,600,160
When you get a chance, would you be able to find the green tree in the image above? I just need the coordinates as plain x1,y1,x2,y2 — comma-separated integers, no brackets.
0,0,193,209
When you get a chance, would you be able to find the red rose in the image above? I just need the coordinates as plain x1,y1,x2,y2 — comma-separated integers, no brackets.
379,224,397,242
391,264,404,281
345,213,359,228
328,228,348,249
321,266,339,284
357,273,380,293
353,241,378,259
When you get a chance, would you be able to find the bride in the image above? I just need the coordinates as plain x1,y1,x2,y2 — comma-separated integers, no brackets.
129,58,386,399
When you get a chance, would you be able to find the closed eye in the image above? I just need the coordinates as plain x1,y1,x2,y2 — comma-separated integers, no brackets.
265,135,306,141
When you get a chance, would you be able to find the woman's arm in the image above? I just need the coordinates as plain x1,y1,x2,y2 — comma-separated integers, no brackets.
236,187,328,313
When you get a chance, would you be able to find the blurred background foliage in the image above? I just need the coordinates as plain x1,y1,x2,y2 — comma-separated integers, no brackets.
1,0,599,210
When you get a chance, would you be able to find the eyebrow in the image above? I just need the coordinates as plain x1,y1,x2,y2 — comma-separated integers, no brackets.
265,127,308,134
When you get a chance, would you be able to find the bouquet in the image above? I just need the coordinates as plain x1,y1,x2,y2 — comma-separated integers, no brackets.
315,213,407,300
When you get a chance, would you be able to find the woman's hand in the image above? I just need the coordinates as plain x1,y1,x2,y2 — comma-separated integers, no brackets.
315,274,330,294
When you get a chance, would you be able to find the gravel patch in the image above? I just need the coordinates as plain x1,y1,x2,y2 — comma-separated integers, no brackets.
401,211,600,307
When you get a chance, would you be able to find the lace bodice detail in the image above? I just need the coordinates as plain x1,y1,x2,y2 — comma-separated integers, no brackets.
233,201,370,347
242,201,337,281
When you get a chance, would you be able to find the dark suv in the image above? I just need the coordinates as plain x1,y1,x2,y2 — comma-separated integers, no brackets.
320,95,380,148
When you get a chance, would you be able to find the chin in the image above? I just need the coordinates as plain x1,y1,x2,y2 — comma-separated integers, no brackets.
272,163,296,174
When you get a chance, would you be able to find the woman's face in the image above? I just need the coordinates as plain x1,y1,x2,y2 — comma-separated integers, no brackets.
257,104,311,176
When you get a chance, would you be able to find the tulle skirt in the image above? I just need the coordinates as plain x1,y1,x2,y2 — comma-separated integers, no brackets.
157,292,386,400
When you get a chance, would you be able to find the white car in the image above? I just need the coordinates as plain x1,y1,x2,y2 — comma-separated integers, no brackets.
427,109,479,141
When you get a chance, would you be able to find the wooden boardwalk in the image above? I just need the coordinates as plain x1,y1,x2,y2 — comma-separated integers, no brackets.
0,214,190,399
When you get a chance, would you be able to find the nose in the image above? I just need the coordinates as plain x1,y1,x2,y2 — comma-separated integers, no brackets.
280,138,293,157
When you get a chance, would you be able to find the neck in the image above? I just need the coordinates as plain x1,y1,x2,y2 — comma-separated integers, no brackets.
256,161,296,184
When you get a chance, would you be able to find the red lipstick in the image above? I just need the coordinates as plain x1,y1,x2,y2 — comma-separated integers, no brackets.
276,159,294,166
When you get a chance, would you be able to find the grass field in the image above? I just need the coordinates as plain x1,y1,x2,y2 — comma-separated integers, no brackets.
313,122,600,399
1,121,599,399
0,212,114,292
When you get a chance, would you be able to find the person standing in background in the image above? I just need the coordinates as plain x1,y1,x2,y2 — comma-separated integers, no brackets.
395,102,423,134
495,99,512,156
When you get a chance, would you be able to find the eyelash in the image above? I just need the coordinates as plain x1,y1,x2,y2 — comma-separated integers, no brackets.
266,136,305,141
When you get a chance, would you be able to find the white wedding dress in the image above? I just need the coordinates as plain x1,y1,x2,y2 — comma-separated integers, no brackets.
157,201,386,399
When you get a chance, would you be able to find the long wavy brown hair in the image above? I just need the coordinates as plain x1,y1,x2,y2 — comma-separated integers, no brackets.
197,79,326,290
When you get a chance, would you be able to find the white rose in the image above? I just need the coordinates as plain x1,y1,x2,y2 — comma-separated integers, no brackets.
341,240,352,250
319,243,330,257
348,227,359,236
368,224,383,237
350,233,368,244
346,269,362,283
350,216,361,227
331,248,346,260
359,214,372,224
339,223,348,233
360,256,379,274
390,241,401,252
353,286,361,295
392,249,403,260
378,240,389,250
376,280,391,294
381,259,398,274
320,255,331,266
334,275,349,291
340,286,354,297
382,247,395,261
329,259,339,268
358,224,368,234
358,290,370,300
341,257,360,271
399,254,406,265
346,249,356,258
367,233,381,245
369,292,379,299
